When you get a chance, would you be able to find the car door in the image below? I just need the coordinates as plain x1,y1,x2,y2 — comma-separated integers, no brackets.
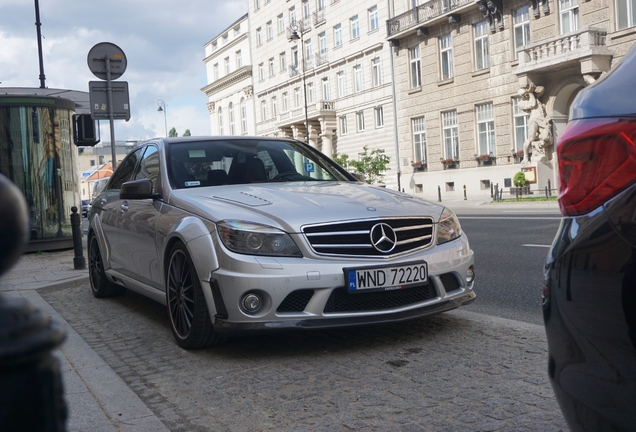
117,145,164,289
94,148,143,273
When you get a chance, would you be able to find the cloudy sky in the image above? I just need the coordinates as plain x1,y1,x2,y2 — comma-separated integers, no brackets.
0,0,248,142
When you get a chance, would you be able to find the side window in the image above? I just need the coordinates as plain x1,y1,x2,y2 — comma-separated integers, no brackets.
108,148,143,190
134,145,160,193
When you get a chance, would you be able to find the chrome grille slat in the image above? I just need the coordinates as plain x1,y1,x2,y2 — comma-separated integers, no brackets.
302,217,435,257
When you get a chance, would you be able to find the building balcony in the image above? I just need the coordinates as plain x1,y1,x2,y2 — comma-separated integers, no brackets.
516,27,613,76
313,10,325,26
315,51,328,67
387,0,477,39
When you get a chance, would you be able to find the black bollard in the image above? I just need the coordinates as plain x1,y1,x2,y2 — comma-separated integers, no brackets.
0,173,67,432
547,179,552,196
490,182,493,198
438,185,442,202
70,206,85,270
463,184,467,200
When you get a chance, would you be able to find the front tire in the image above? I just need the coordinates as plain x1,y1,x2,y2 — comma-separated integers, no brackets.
166,242,224,349
88,233,125,298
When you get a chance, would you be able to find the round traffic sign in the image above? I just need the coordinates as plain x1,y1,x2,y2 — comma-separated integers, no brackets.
87,42,127,80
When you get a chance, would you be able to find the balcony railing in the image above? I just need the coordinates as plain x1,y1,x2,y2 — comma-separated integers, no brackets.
315,51,328,66
289,65,300,77
387,0,475,37
517,27,612,75
313,9,325,25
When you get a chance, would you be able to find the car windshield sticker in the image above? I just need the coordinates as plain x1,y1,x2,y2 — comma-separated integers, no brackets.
304,162,315,173
185,181,201,187
188,150,206,158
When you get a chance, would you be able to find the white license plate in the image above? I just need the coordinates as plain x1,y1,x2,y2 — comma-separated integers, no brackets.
345,261,428,292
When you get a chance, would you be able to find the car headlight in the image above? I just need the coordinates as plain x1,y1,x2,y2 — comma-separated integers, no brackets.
436,207,462,245
217,220,302,257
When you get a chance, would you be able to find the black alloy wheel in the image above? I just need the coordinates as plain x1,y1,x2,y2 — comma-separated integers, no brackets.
166,242,224,349
88,233,125,298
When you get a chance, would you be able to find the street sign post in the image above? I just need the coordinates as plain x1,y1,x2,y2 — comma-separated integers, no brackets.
89,81,130,120
86,42,129,170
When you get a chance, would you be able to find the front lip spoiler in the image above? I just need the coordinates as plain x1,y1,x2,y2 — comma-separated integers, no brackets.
212,291,476,336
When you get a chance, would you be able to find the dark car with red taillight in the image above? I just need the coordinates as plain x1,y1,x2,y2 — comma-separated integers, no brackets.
543,42,636,431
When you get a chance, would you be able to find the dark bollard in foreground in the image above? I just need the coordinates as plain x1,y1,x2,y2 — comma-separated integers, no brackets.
0,173,67,431
438,185,442,202
70,206,85,270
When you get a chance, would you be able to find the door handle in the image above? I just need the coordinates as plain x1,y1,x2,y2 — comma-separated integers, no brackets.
120,202,129,213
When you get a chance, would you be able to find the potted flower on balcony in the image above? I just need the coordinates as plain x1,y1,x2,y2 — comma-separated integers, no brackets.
411,161,426,172
441,157,457,170
475,153,494,167
513,149,525,164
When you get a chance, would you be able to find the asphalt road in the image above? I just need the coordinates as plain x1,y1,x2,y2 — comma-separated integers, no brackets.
457,213,562,326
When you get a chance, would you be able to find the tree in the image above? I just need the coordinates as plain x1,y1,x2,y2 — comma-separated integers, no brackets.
183,129,191,136
169,127,178,137
333,146,390,185
513,171,527,187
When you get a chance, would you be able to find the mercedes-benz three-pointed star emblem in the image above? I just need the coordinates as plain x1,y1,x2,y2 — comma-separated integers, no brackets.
370,223,397,253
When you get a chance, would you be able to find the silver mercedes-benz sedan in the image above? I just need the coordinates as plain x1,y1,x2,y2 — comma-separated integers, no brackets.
88,137,475,349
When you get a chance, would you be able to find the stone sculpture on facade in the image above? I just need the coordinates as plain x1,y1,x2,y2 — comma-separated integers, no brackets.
518,83,553,165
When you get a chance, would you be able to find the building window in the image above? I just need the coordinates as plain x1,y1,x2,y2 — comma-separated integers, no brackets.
289,6,296,25
280,52,287,72
278,14,285,34
261,100,267,121
90,159,96,167
255,0,260,9
476,102,495,155
291,47,299,70
350,16,360,39
256,27,263,45
307,82,315,103
559,0,579,34
440,35,453,80
272,96,278,118
340,115,348,135
213,63,219,80
303,0,311,19
240,98,247,134
269,58,275,77
354,65,363,92
229,102,235,135
474,21,489,70
294,87,301,107
322,78,330,100
442,110,459,160
224,57,230,75
258,63,264,81
412,117,427,164
334,24,343,47
99,156,104,165
356,111,365,132
512,97,529,153
319,32,327,54
305,38,313,62
218,108,224,135
369,6,379,31
513,6,531,59
236,50,243,68
617,0,636,29
375,106,384,128
267,21,273,40
318,0,325,10
410,45,421,88
282,92,289,111
372,57,382,87
337,71,346,97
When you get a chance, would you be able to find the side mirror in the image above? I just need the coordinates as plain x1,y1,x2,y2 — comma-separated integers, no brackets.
350,172,366,182
72,114,100,147
120,179,156,200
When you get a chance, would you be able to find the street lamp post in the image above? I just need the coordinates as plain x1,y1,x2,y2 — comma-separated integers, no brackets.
288,22,310,143
157,99,168,138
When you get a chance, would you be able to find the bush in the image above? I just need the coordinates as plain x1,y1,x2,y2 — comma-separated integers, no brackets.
513,171,527,187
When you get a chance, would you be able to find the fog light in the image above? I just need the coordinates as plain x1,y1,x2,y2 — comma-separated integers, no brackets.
241,293,262,314
466,267,475,284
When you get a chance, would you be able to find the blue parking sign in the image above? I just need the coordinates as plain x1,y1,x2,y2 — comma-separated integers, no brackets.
304,162,315,173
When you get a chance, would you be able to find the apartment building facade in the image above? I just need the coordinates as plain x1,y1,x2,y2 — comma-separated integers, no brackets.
247,0,401,189
202,14,257,137
386,0,636,198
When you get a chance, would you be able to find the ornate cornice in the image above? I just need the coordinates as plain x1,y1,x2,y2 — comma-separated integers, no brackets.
201,66,252,97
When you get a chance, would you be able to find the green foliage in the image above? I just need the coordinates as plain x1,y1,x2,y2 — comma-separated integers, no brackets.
183,129,191,136
169,127,178,137
333,146,390,185
514,171,527,187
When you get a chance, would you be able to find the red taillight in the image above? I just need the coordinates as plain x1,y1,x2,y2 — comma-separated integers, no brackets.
557,118,636,216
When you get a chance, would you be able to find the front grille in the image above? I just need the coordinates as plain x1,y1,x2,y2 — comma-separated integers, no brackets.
277,289,314,312
303,217,434,257
439,273,460,293
323,284,436,313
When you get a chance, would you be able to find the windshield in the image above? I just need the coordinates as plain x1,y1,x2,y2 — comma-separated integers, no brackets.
167,139,353,189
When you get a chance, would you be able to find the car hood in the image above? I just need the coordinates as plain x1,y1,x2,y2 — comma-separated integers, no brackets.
168,182,445,232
